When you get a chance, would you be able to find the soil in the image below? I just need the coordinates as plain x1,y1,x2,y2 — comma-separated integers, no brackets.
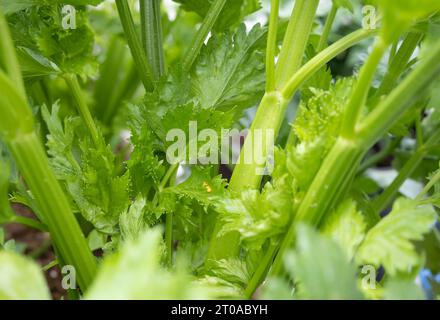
5,204,67,300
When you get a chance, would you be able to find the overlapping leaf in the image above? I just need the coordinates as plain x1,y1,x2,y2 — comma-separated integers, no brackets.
375,0,440,42
191,24,266,113
7,3,98,78
173,0,261,31
321,199,367,260
43,104,131,234
217,180,292,249
284,224,363,300
86,228,217,299
0,250,50,300
356,198,437,275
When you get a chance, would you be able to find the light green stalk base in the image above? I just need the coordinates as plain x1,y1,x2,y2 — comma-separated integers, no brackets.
206,92,287,262
206,29,375,263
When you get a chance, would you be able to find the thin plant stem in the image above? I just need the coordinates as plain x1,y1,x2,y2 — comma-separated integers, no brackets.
266,0,280,92
140,0,166,79
416,168,440,201
275,0,320,87
182,0,227,72
316,4,338,52
115,0,154,91
64,74,101,147
0,10,25,97
9,215,48,233
341,36,389,138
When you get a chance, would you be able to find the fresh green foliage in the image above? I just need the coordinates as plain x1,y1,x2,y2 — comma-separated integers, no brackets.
86,228,217,299
321,199,366,260
356,198,437,275
0,250,50,300
191,24,266,112
1,0,104,16
375,0,440,42
5,3,99,79
173,0,261,31
42,104,131,234
0,0,440,301
282,224,363,300
218,181,291,249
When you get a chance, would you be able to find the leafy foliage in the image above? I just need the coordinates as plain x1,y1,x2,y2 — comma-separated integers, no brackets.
1,0,440,301
0,250,50,299
321,199,367,260
6,2,98,79
42,104,131,234
356,198,437,275
217,181,291,249
173,0,261,31
138,24,266,151
279,224,363,300
86,228,217,299
192,24,266,113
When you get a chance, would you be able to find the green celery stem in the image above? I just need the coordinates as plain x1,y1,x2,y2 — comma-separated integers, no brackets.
206,29,376,264
165,212,173,266
316,4,338,52
64,74,101,147
182,0,227,71
271,138,365,275
207,92,288,262
9,132,97,290
115,0,154,91
140,0,165,79
341,37,388,139
265,0,280,92
275,0,320,87
373,149,425,213
271,40,440,277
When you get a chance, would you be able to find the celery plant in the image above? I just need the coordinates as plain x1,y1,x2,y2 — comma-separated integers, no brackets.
1,0,440,301
0,10,96,291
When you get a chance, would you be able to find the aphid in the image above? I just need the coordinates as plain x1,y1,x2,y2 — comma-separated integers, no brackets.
203,182,212,193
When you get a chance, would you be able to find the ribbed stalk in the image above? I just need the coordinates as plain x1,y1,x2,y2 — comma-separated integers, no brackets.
265,0,280,92
274,0,319,87
316,4,338,52
103,61,140,126
115,0,154,91
64,74,101,147
358,41,440,146
207,92,287,262
94,37,127,120
140,0,165,79
182,0,227,71
270,39,440,277
9,132,97,290
341,36,388,138
206,29,376,263
375,32,423,97
271,138,364,275
281,29,376,99
373,149,425,213
0,10,25,97
0,13,97,289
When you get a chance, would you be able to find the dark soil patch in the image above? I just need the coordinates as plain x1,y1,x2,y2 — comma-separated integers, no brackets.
5,204,67,300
